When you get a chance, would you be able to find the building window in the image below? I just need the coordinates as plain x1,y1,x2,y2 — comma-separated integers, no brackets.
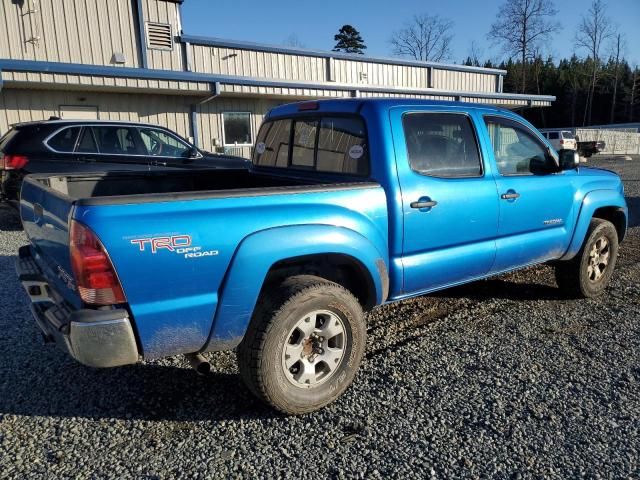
223,112,252,146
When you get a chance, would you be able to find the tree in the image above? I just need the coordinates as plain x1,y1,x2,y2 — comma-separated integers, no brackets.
608,33,625,123
575,0,614,125
283,33,305,49
488,0,559,93
389,14,454,62
333,25,366,54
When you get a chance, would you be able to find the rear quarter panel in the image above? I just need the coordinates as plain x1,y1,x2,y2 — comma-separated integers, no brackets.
74,185,388,359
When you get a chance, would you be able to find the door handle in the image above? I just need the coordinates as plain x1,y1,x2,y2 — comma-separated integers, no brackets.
501,192,520,200
410,200,438,209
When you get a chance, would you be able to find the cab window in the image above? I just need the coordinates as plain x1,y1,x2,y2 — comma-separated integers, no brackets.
253,115,368,176
402,112,482,178
485,116,555,175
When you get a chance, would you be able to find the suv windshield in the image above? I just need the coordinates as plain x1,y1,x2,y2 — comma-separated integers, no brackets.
561,131,575,140
252,116,369,176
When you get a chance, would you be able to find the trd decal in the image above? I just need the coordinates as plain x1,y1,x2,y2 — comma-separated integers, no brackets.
130,235,219,259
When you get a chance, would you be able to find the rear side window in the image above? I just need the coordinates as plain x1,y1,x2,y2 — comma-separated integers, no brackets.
548,131,559,139
0,129,18,151
47,127,81,152
402,113,482,178
253,115,368,176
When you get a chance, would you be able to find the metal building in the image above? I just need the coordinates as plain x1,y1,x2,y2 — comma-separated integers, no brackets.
0,0,554,158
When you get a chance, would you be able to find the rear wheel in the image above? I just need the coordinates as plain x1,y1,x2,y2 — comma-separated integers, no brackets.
237,275,366,415
555,218,619,298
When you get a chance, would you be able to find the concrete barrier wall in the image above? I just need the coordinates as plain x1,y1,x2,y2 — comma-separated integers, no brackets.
576,128,640,155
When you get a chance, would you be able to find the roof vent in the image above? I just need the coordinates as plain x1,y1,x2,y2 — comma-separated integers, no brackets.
146,22,173,51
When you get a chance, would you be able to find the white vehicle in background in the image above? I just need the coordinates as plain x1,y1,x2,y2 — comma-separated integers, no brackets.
540,129,577,151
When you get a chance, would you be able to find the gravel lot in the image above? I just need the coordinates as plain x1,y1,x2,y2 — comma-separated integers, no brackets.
1,157,639,479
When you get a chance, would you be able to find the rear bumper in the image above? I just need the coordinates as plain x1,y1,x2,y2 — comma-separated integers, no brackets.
16,245,139,368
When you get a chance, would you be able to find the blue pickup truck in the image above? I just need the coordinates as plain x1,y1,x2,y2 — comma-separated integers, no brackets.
16,99,627,414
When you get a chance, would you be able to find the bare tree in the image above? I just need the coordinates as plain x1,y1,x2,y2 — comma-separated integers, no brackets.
630,67,639,122
390,14,454,62
488,0,559,93
575,0,614,125
283,33,305,49
608,33,626,123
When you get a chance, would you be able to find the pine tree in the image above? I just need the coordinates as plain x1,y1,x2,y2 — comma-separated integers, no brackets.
333,25,366,54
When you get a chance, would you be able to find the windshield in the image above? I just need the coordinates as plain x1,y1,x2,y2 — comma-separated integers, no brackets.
561,131,575,140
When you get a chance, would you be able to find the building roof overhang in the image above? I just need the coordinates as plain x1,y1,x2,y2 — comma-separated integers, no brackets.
0,59,554,106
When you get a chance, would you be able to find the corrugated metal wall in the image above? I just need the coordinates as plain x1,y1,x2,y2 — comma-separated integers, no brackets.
0,88,191,139
0,0,140,67
187,43,501,93
189,45,327,82
142,0,184,71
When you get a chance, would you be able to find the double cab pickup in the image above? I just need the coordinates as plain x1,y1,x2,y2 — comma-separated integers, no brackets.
17,99,628,414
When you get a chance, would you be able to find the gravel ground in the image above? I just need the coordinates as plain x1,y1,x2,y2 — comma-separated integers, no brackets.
1,157,639,479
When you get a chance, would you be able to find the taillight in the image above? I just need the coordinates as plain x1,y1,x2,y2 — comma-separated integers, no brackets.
560,140,564,145
2,154,29,170
70,220,126,305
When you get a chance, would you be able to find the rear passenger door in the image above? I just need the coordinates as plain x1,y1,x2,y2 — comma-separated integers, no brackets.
89,126,149,166
391,108,499,294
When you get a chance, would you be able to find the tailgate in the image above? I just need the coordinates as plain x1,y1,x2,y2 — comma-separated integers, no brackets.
20,176,80,308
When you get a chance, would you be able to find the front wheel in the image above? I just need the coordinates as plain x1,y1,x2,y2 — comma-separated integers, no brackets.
555,218,619,298
237,275,366,415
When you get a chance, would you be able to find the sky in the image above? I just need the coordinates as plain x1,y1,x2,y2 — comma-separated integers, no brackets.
181,0,640,67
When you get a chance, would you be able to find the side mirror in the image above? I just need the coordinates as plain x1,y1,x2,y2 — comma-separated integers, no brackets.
558,149,579,171
189,147,201,158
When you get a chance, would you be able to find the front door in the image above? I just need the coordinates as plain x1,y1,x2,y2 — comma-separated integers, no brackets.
482,115,577,272
391,108,500,295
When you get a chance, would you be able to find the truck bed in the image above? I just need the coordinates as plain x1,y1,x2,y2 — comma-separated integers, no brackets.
29,169,352,205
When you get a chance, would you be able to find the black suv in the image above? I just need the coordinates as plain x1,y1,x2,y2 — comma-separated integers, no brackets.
0,119,249,204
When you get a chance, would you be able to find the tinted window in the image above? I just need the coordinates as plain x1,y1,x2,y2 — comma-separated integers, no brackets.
139,128,190,157
223,112,252,145
291,119,317,168
548,131,559,139
253,119,291,167
317,117,368,175
485,117,553,175
93,127,143,155
403,113,482,177
561,131,575,140
253,116,369,176
47,127,81,152
76,128,98,153
0,129,18,152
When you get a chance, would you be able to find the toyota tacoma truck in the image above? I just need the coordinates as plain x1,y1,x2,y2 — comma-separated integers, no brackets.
16,99,628,414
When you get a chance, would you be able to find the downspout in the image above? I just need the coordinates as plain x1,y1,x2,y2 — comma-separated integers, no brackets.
134,0,148,69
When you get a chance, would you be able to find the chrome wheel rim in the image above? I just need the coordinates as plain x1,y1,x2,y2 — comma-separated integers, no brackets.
587,236,610,282
281,310,347,388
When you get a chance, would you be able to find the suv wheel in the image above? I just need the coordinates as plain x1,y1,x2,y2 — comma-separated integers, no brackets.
237,275,366,415
555,218,619,298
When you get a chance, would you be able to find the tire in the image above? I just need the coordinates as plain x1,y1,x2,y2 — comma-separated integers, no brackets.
555,218,619,298
237,275,366,415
